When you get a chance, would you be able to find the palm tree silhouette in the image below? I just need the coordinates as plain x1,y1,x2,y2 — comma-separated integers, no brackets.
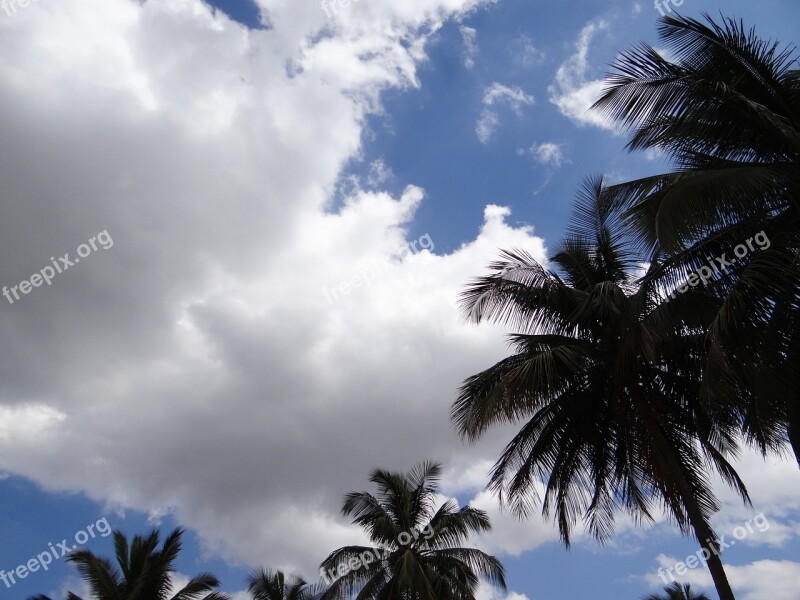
594,13,800,466
28,528,228,600
451,177,748,600
320,461,505,599
248,568,320,600
645,582,712,600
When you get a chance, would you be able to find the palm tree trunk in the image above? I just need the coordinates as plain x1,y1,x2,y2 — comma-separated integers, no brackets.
681,499,736,600
666,458,736,600
647,420,737,600
789,397,800,468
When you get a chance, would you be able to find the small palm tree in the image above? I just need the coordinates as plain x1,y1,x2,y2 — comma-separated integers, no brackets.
320,461,505,600
248,568,319,600
28,528,228,600
644,582,712,600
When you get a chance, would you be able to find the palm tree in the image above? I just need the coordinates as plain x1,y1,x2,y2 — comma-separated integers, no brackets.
248,568,319,600
592,14,800,463
644,582,712,600
28,528,229,600
319,461,506,600
451,178,748,600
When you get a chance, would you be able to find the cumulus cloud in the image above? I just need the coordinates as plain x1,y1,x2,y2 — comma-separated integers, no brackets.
548,19,618,131
5,3,795,596
476,83,535,143
0,0,546,579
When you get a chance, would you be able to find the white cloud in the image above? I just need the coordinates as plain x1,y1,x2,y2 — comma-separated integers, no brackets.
483,83,535,112
0,404,66,443
475,582,531,600
460,25,478,69
730,560,800,600
4,3,794,594
476,83,535,143
0,0,546,578
469,490,562,556
45,576,93,600
548,19,618,131
529,142,567,167
638,452,800,598
367,158,393,187
709,451,800,549
646,556,800,600
509,35,546,67
442,458,496,495
476,110,501,144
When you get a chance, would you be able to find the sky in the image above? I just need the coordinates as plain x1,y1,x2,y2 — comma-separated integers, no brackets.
0,0,799,599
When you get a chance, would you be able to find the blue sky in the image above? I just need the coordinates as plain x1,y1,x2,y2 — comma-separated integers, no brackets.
0,0,799,599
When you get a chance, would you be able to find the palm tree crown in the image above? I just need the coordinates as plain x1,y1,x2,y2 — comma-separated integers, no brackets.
319,461,505,600
593,13,800,462
28,528,228,600
248,568,319,600
451,177,748,600
644,582,712,600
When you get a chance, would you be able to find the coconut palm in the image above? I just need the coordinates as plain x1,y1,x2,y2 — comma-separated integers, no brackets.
248,569,319,600
592,13,800,462
28,528,228,600
451,177,748,600
644,582,712,600
319,461,505,600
